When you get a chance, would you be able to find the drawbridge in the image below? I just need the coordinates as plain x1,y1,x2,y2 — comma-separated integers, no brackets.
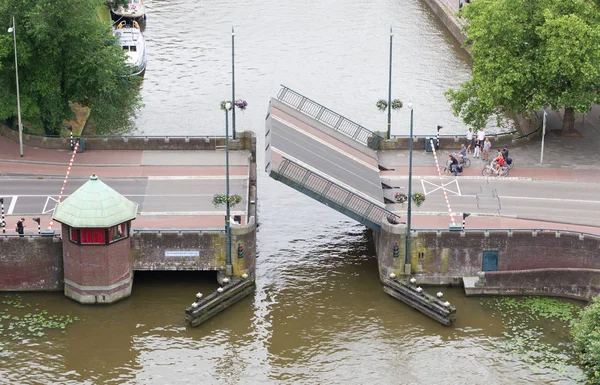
266,86,400,231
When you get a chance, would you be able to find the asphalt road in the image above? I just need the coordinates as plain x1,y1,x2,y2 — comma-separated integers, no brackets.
271,119,384,202
383,176,600,227
0,177,249,216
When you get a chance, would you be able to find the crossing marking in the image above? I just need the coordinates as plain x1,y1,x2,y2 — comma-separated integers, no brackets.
7,196,17,215
42,196,59,214
420,179,461,196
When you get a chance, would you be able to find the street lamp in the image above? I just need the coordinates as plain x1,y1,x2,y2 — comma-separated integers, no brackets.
231,26,237,140
386,25,393,139
224,101,233,275
8,16,24,157
405,102,414,274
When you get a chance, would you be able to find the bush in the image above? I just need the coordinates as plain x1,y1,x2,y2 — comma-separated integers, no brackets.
572,295,600,384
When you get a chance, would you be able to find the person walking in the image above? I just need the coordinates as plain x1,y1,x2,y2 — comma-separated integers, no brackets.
473,140,481,158
476,128,485,146
16,218,25,237
482,138,492,161
466,128,474,154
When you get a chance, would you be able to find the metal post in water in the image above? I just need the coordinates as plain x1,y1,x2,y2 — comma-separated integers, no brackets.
231,26,236,140
406,104,414,272
225,102,232,274
386,26,393,140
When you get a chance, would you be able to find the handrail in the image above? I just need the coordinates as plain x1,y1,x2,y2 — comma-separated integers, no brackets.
277,85,384,150
391,130,518,139
0,233,61,238
277,158,400,227
412,227,600,238
514,121,543,140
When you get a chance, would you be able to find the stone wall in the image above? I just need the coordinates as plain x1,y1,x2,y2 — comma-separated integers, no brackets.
0,123,256,153
468,269,600,300
376,226,600,299
131,218,256,277
0,236,63,290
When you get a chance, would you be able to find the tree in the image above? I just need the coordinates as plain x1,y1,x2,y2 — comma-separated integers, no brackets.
445,0,600,134
0,0,141,135
572,295,600,384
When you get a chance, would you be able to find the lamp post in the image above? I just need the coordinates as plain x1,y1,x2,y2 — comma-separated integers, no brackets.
540,109,548,165
231,26,236,140
405,102,414,273
8,16,23,157
224,101,232,275
386,25,393,139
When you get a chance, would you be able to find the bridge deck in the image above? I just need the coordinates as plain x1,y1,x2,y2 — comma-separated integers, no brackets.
268,99,384,205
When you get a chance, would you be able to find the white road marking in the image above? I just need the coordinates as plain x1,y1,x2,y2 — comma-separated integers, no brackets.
42,196,59,214
420,179,461,196
7,196,17,215
272,114,380,172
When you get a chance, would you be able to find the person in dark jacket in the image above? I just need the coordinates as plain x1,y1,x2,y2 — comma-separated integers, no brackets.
16,218,25,237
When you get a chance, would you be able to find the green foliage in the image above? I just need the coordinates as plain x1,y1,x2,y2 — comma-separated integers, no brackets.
446,0,600,132
483,296,584,381
0,0,141,135
572,295,600,383
212,194,243,208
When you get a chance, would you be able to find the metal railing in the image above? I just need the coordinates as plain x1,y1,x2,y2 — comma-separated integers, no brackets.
277,85,384,150
133,229,225,234
391,129,519,140
277,158,400,230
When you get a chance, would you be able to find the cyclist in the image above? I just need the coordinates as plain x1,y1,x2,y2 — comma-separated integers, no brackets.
448,154,459,176
493,153,505,174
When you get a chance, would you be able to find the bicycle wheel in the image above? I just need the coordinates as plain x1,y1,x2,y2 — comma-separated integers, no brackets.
500,167,509,177
463,158,471,168
482,166,493,177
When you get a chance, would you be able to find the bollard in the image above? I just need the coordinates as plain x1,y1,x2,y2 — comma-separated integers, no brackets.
0,197,4,234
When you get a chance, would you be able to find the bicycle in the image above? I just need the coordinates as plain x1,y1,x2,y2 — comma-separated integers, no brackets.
482,161,509,177
443,162,463,176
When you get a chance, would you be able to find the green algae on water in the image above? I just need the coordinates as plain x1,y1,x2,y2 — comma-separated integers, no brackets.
0,295,80,352
483,296,584,382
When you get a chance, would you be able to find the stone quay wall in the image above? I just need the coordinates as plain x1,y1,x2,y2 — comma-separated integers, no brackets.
0,123,256,156
0,236,63,291
375,224,600,300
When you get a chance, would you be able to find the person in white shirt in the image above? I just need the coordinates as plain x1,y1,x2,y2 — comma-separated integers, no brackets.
466,128,474,154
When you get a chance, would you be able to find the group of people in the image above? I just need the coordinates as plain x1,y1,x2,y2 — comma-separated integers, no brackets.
465,127,492,160
446,127,512,176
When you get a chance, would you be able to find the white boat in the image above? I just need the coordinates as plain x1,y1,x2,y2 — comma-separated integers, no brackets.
111,0,146,20
114,21,147,76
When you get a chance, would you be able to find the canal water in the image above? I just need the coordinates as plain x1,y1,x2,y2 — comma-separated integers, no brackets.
0,0,583,383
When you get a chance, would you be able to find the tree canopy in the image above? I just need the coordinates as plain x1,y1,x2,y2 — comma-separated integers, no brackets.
572,295,600,384
0,0,141,135
445,0,600,134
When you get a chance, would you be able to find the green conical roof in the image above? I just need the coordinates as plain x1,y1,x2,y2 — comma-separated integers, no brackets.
52,174,138,228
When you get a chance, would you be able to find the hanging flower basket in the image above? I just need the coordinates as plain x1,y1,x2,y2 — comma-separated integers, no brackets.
391,99,403,110
234,99,248,110
376,99,388,111
394,192,408,204
412,192,426,207
212,193,243,207
220,101,233,111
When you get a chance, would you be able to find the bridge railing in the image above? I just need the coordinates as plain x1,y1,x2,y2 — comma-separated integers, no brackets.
277,85,384,150
412,228,600,239
277,158,400,230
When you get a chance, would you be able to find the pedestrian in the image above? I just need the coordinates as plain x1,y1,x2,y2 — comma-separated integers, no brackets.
466,128,473,154
15,218,25,237
501,146,509,159
476,128,486,145
473,140,481,158
482,138,492,160
459,0,463,8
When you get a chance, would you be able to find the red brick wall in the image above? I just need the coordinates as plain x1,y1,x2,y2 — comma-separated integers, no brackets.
0,237,63,290
62,224,132,287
